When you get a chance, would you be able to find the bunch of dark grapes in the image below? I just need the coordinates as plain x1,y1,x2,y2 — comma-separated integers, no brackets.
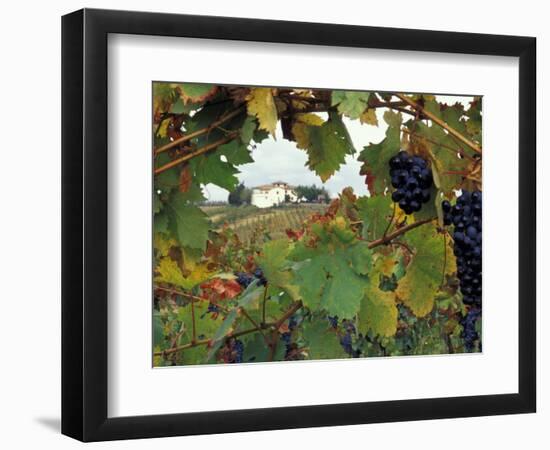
220,337,244,363
235,272,254,288
254,268,267,286
442,190,482,307
460,307,481,352
442,190,482,352
282,315,300,360
327,315,338,329
389,151,433,215
235,268,267,288
339,320,361,358
207,303,220,313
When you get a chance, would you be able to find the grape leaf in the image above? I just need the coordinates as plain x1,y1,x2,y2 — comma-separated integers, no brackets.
240,115,258,143
411,121,470,195
241,332,286,363
176,83,218,104
291,113,324,149
154,211,169,235
155,257,212,290
302,112,356,182
295,245,371,319
396,223,445,317
356,194,393,240
358,111,402,194
190,150,240,191
302,319,349,360
360,108,378,126
217,139,254,165
246,88,278,137
166,192,209,250
331,90,370,119
358,282,398,337
256,240,301,301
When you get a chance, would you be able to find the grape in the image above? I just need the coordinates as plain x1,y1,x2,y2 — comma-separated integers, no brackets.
221,338,245,363
327,315,338,329
236,268,267,287
442,190,482,350
388,151,433,214
460,307,481,352
253,268,267,286
207,303,220,313
235,272,254,288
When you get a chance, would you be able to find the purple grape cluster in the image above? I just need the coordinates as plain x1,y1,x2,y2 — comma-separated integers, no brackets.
460,307,481,352
442,190,482,307
339,321,361,358
235,268,267,288
389,151,433,215
226,338,244,363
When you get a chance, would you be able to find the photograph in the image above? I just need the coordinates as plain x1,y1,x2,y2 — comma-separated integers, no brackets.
152,82,483,366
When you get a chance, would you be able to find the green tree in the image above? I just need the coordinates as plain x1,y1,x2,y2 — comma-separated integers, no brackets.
228,182,252,205
295,184,330,203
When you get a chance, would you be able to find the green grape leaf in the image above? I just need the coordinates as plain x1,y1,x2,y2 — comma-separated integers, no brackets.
153,191,163,214
331,90,370,119
302,319,349,360
356,194,393,240
153,211,169,235
295,245,370,319
153,312,164,348
242,332,286,363
358,111,402,194
256,240,301,301
302,112,356,182
190,150,240,191
246,88,278,137
166,192,209,250
396,223,445,317
217,139,254,165
465,97,482,144
411,121,470,195
358,282,398,337
240,115,258,143
155,152,179,192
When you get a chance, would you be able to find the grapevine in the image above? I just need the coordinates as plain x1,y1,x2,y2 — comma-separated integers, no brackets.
152,84,483,365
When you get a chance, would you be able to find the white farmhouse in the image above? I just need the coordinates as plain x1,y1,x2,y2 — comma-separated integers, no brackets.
251,181,299,208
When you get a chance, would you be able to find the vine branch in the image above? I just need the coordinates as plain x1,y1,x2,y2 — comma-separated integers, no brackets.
154,107,244,156
394,94,482,154
154,133,238,175
368,217,436,249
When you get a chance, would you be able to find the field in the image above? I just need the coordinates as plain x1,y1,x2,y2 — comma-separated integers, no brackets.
201,203,328,243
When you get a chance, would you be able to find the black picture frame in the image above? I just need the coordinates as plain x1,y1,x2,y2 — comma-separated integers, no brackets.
62,8,536,442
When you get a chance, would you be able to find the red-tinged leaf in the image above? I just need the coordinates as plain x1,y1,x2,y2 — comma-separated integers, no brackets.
200,278,242,300
286,228,304,241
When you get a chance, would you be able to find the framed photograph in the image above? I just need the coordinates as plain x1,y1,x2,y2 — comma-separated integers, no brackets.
62,8,536,442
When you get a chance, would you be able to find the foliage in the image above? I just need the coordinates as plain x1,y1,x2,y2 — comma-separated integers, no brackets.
294,184,330,203
228,182,252,205
152,83,482,366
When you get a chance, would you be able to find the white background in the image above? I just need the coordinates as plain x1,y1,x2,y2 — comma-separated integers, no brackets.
109,35,518,417
0,0,546,448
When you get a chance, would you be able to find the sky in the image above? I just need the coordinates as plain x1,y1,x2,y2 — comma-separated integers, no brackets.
203,95,475,202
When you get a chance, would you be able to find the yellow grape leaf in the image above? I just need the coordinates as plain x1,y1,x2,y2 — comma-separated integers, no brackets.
374,252,399,277
246,88,278,137
154,233,177,257
358,283,398,337
157,119,170,138
396,223,445,317
291,113,324,149
155,257,212,290
359,108,378,126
